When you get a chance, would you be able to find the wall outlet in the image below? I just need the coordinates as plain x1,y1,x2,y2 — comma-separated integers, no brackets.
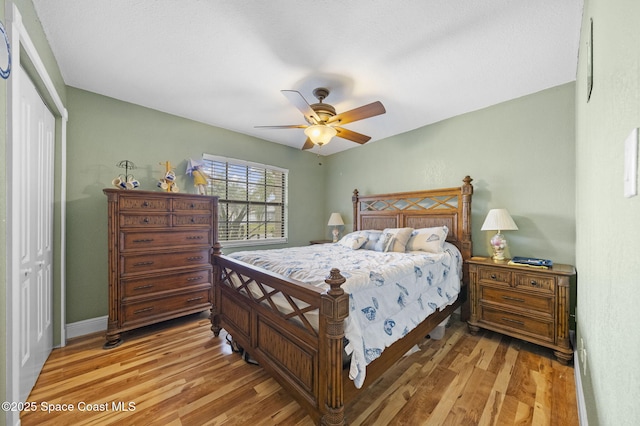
579,337,587,372
624,128,638,198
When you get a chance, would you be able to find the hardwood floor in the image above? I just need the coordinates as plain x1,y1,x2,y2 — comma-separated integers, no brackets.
21,312,578,425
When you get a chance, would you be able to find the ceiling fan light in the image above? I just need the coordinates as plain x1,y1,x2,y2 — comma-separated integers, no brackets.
304,124,337,145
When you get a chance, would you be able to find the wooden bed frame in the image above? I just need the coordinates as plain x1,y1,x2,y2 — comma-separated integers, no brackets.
211,176,473,425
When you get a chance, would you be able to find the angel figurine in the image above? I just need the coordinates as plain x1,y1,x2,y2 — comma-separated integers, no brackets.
186,158,212,195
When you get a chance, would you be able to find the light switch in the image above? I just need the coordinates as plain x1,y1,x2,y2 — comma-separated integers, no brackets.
624,128,638,198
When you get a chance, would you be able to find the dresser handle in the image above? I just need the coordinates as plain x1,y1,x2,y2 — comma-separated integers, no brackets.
190,203,196,209
186,236,203,240
187,256,204,261
134,307,154,314
134,261,154,266
530,280,539,287
190,217,196,223
143,217,150,223
133,238,154,243
501,317,524,326
502,296,525,303
490,274,497,280
133,284,154,290
186,296,203,303
186,276,203,282
142,201,149,207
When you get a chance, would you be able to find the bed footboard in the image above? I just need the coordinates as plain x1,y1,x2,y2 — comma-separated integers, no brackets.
213,253,349,425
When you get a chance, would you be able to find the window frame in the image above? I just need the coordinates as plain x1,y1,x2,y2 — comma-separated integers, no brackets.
202,153,288,247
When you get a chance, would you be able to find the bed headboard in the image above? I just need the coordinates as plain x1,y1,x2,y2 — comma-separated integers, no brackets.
352,176,473,261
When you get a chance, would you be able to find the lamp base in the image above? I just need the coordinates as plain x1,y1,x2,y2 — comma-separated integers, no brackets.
332,228,340,243
490,231,507,261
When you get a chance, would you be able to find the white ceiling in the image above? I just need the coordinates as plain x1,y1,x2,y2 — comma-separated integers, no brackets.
32,0,584,156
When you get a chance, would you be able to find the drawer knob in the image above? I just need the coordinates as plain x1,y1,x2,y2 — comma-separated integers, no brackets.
190,203,196,208
530,280,539,287
186,276,203,282
133,284,154,290
490,274,497,280
143,201,149,207
143,217,150,223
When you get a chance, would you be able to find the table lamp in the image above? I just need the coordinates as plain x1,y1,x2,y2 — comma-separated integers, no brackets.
327,213,344,242
481,208,518,261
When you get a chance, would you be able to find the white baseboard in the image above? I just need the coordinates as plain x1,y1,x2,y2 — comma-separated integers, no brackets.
574,348,589,426
66,315,107,339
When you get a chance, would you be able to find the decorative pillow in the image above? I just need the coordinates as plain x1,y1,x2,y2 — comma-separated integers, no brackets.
374,227,414,252
406,226,449,253
362,230,383,250
338,232,368,249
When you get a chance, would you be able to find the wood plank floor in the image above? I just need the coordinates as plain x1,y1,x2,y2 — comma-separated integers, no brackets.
21,312,578,425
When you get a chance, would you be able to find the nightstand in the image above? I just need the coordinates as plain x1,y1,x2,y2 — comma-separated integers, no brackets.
466,257,576,364
309,239,332,245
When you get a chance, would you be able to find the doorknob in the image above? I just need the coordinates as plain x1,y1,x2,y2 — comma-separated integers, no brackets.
21,268,33,276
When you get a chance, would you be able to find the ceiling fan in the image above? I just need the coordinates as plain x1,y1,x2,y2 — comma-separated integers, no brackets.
256,88,386,150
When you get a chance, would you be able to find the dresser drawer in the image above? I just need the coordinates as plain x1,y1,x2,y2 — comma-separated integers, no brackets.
122,288,211,326
122,269,211,299
513,271,555,294
479,305,554,342
480,286,554,316
173,214,213,227
121,249,211,275
478,267,511,286
120,213,171,228
121,229,212,251
173,198,213,212
119,196,170,211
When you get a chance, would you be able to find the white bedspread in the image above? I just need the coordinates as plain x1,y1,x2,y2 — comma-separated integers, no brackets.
228,242,462,388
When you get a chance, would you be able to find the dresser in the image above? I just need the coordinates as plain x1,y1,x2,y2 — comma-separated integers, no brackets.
466,257,576,364
103,189,218,348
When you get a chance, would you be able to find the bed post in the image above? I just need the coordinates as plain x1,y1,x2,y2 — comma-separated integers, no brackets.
460,176,473,321
352,189,359,232
320,268,349,426
211,241,223,336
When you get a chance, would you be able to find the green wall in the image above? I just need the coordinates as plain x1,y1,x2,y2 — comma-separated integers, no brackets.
65,87,326,323
575,0,640,424
325,83,577,265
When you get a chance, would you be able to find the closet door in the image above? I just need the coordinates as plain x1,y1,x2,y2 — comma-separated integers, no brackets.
15,65,55,402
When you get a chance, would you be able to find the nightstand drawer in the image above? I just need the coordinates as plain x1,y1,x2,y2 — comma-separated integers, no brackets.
479,306,554,342
478,267,511,286
513,272,555,294
481,286,554,315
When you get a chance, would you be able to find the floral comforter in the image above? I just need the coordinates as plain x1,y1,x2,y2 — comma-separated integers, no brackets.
228,242,462,388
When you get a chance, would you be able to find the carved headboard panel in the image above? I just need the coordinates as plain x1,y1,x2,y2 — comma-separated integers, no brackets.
352,176,473,261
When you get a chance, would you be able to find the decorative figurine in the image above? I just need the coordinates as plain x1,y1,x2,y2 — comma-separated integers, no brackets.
186,158,212,195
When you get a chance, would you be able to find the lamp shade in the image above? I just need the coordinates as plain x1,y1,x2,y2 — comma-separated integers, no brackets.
304,124,337,145
481,209,518,231
327,213,344,226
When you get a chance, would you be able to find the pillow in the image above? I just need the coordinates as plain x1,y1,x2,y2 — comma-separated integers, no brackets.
374,227,414,252
361,230,383,250
406,226,449,253
338,232,368,249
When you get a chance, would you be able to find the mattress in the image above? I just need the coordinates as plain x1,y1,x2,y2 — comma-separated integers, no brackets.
227,242,462,388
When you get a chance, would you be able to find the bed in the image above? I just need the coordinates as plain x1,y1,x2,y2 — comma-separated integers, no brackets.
210,176,473,425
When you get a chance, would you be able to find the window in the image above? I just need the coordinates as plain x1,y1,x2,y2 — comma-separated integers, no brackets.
202,154,288,246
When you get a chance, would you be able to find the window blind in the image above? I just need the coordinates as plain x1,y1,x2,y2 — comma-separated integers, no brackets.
202,154,288,246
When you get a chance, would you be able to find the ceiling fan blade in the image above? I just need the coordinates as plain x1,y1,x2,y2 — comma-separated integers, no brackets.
254,124,307,129
301,138,315,150
334,127,372,145
281,90,321,124
327,101,386,125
